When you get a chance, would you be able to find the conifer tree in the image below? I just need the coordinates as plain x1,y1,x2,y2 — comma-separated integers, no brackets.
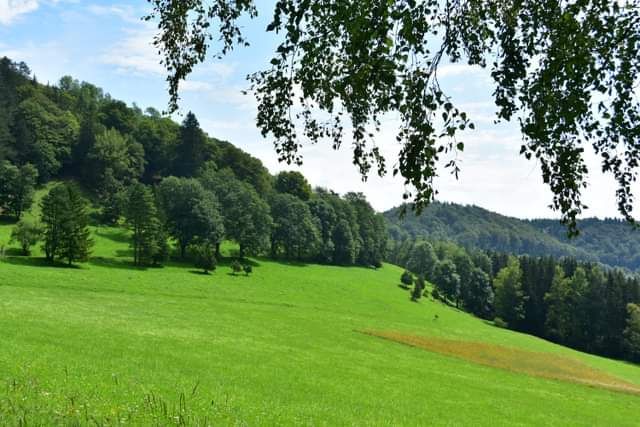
125,182,162,266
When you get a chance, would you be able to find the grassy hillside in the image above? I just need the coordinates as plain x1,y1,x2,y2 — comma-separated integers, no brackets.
1,220,640,425
386,202,640,271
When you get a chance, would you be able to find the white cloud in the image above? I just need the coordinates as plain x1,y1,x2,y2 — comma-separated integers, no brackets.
86,4,139,23
100,26,163,75
0,0,39,25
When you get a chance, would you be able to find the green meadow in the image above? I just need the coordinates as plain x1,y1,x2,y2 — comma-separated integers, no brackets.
1,221,640,425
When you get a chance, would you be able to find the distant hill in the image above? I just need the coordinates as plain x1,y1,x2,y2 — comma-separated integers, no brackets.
385,202,640,271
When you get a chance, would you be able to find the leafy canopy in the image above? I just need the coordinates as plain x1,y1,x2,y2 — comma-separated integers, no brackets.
147,0,640,235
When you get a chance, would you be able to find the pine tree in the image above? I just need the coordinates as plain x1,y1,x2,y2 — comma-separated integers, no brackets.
125,182,162,266
57,184,92,265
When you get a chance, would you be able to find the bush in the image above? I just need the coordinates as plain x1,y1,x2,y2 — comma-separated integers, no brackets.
243,264,253,276
493,317,509,329
400,270,413,288
431,287,441,301
231,260,243,275
10,217,42,256
411,275,425,302
192,242,216,274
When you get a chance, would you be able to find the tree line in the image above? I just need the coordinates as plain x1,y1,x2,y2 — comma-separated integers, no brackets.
389,238,640,363
0,57,386,269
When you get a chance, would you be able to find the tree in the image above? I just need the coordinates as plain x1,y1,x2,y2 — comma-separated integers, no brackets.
124,182,163,266
308,197,337,263
157,177,224,258
463,268,494,319
411,275,425,302
623,303,640,363
217,180,272,258
231,260,243,275
406,241,437,280
149,1,640,234
243,264,252,276
432,260,461,305
400,270,413,288
173,112,208,177
87,128,145,191
192,240,217,274
0,161,38,219
269,193,320,260
10,217,42,255
493,257,525,329
41,183,93,265
274,171,312,201
12,92,79,180
332,218,356,265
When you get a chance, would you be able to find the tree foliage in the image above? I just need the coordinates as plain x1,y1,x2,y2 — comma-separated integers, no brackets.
147,0,640,234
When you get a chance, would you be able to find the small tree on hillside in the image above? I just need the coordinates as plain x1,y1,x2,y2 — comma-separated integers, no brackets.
400,270,413,288
0,161,38,219
243,264,252,276
57,184,93,265
124,182,163,266
192,240,217,274
10,217,42,255
41,183,93,265
411,275,425,302
231,260,242,275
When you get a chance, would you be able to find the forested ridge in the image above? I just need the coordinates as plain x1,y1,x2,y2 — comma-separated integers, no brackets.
0,56,386,268
386,202,640,272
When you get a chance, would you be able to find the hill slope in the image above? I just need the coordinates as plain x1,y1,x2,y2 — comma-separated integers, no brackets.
385,202,640,271
1,222,639,425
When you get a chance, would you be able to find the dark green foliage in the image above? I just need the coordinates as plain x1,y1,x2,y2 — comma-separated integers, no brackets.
173,112,209,177
192,241,217,274
149,1,640,234
269,193,320,260
231,260,242,275
432,260,461,305
406,241,437,280
203,171,272,258
274,171,311,201
411,275,425,302
243,264,252,276
400,270,413,288
40,183,93,265
623,304,640,362
493,258,525,329
157,177,224,258
124,182,163,266
10,217,42,255
463,268,493,319
0,161,37,219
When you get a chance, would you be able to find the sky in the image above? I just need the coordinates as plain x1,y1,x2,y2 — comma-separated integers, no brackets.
0,0,630,219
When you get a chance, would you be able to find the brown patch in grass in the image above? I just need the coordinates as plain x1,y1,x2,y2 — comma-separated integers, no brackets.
361,330,640,396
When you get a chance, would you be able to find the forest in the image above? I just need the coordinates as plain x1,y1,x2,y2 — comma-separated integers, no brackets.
386,202,640,272
388,237,640,364
0,56,386,270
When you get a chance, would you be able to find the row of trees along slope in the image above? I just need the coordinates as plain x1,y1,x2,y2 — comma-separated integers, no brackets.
390,238,640,364
0,57,386,268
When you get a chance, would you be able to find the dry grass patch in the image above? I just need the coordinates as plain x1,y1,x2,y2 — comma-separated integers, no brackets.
362,330,640,396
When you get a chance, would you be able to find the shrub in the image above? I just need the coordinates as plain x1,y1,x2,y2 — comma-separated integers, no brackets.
10,217,42,256
193,242,217,274
431,287,441,301
231,260,243,275
400,270,413,288
243,264,253,276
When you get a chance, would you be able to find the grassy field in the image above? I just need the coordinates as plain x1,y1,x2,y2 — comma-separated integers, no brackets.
1,217,640,425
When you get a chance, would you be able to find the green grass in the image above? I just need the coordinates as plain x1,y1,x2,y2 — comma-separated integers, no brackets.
1,215,640,424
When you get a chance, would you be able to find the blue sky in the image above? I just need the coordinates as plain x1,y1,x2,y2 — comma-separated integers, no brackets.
0,0,627,219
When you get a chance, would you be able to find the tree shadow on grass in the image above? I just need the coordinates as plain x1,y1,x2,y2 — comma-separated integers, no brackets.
89,257,148,271
189,270,213,276
216,257,261,268
1,256,81,269
0,216,17,226
3,248,25,257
